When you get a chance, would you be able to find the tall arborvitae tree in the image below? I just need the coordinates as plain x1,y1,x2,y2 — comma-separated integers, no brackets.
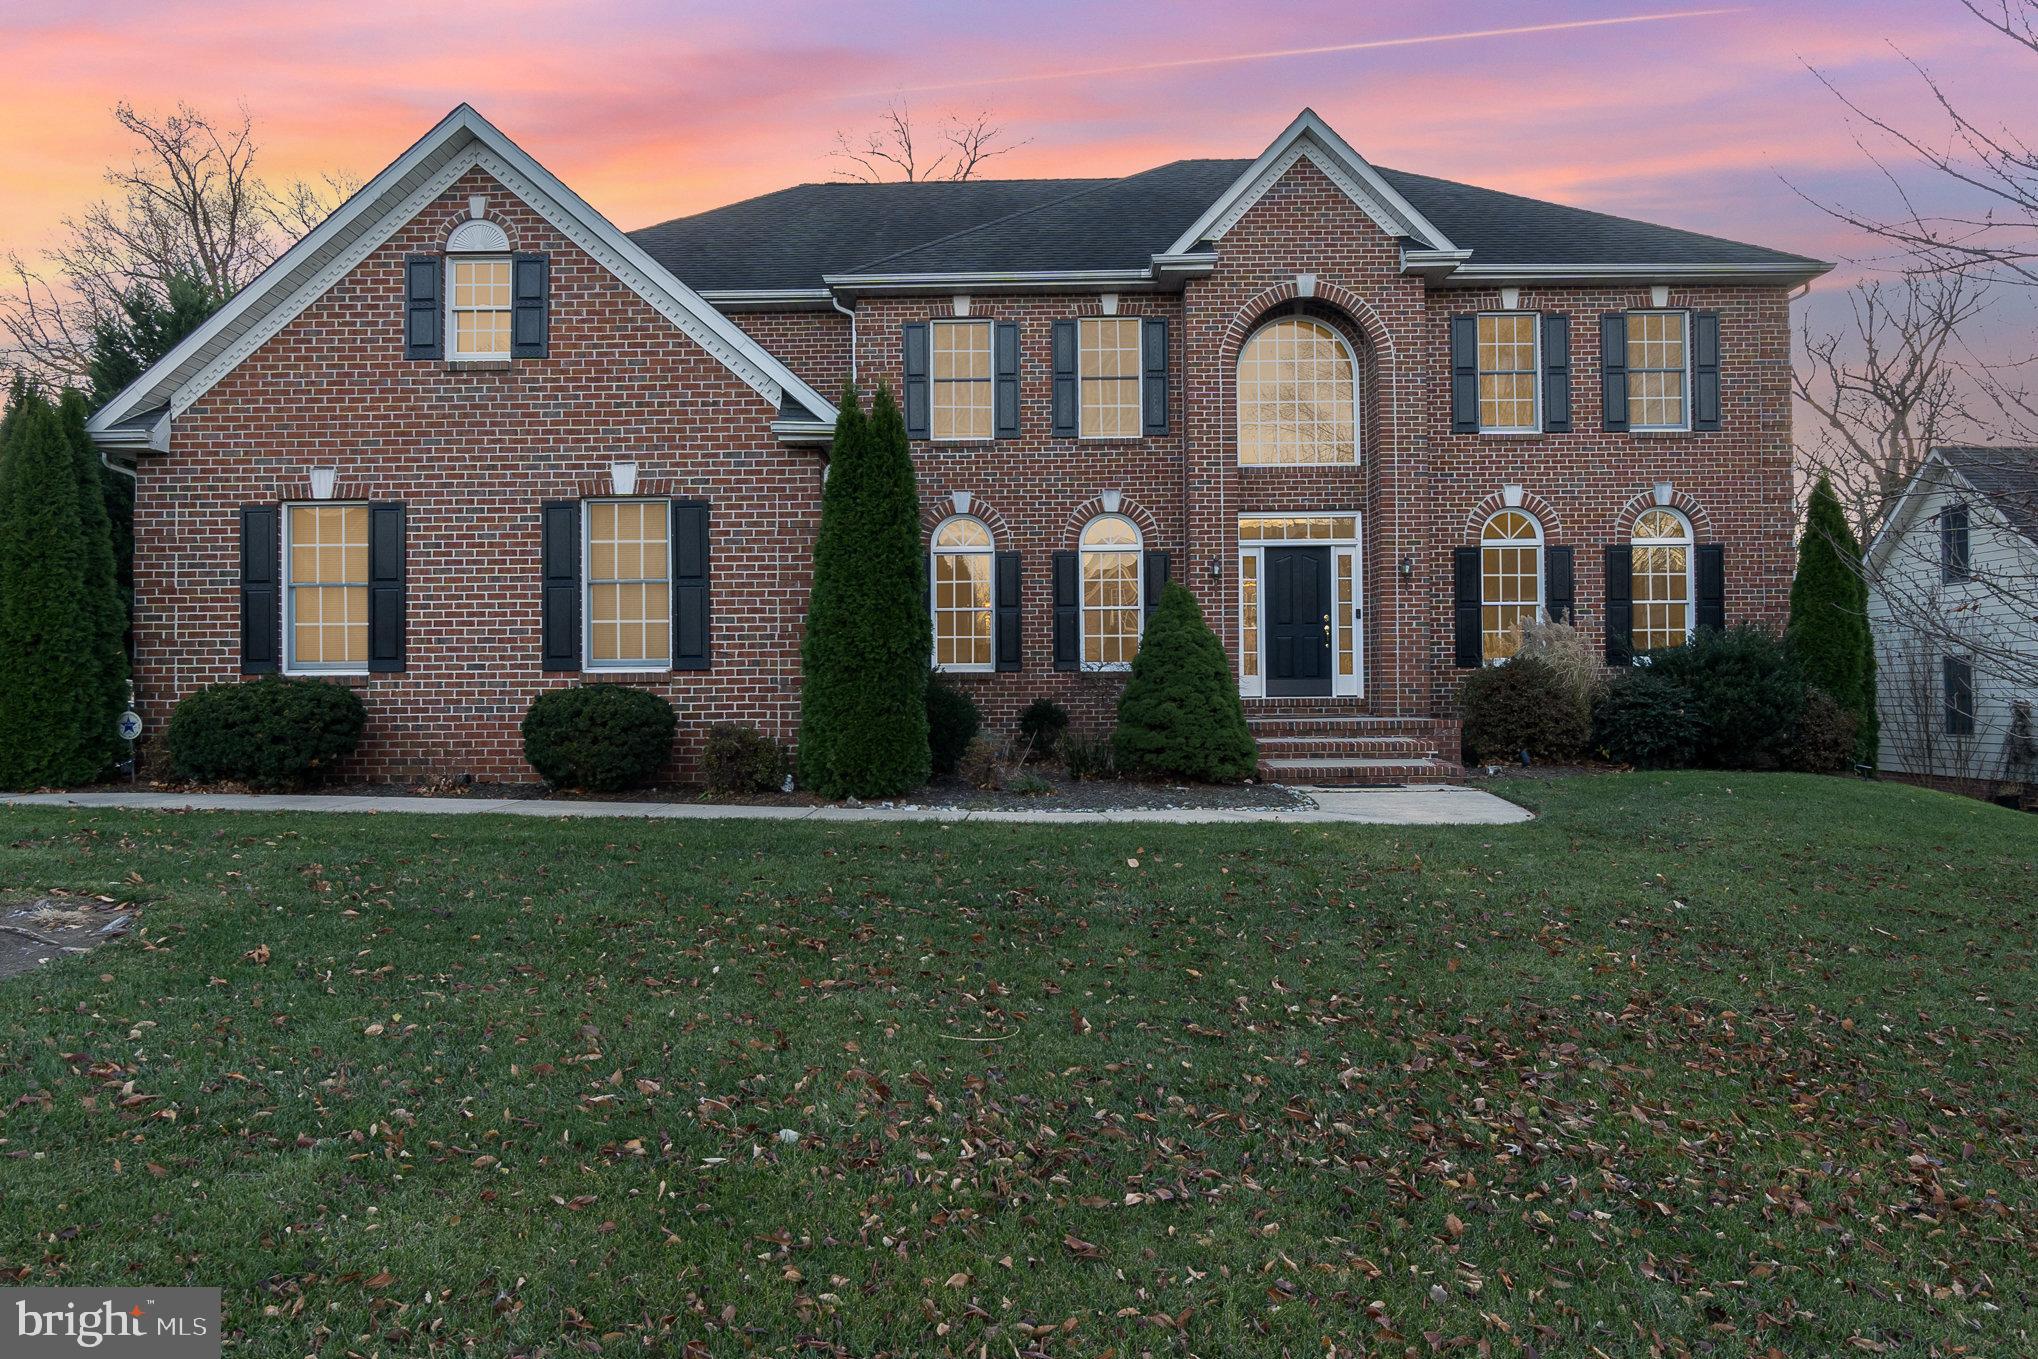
58,387,130,772
1789,475,1878,762
0,393,105,788
798,381,931,798
1113,582,1258,781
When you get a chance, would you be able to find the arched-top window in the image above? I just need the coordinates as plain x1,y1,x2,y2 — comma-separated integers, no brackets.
1631,508,1694,651
1080,515,1143,670
1236,316,1358,465
445,218,512,360
1480,509,1542,662
931,516,995,671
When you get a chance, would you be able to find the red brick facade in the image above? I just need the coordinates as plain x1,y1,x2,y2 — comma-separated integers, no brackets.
130,153,1802,783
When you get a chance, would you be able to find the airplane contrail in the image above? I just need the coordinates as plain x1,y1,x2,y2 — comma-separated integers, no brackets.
863,8,1748,97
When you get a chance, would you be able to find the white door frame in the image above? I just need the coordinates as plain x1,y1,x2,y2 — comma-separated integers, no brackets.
1238,513,1363,700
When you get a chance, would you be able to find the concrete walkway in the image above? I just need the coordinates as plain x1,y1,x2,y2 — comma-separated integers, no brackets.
0,785,1530,826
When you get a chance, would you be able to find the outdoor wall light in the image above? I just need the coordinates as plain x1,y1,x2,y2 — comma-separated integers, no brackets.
308,466,337,500
1399,554,1415,580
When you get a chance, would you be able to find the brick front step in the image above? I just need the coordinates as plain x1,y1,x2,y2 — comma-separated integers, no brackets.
1260,756,1460,785
1248,707,1462,786
1255,734,1436,759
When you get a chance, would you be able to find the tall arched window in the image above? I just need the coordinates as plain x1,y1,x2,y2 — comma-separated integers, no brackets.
1631,508,1694,651
1236,316,1358,465
930,516,994,670
1480,509,1542,661
1080,515,1143,670
445,218,513,360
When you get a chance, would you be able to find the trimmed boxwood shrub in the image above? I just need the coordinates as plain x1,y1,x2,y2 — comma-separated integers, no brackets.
1113,583,1257,782
166,676,366,789
1788,687,1860,773
1645,625,1804,769
1018,698,1070,757
1459,656,1591,764
926,680,981,777
700,722,790,794
521,685,676,791
1592,669,1703,768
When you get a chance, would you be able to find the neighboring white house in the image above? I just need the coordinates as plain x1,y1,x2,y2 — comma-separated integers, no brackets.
1865,446,2038,792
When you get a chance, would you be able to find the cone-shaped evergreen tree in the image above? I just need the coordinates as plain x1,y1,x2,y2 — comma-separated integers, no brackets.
0,393,106,788
58,388,130,774
798,381,932,798
1788,475,1877,761
1112,582,1258,781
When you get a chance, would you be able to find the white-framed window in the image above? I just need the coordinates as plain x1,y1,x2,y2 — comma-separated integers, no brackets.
1480,509,1543,661
1236,316,1359,465
1477,313,1540,433
1631,507,1693,651
931,320,994,442
584,498,672,670
1079,316,1143,439
446,218,512,361
284,502,370,674
1627,311,1690,431
1079,514,1143,671
931,515,994,671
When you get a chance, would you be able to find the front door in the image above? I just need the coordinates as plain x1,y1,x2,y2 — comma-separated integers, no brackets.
1265,546,1332,697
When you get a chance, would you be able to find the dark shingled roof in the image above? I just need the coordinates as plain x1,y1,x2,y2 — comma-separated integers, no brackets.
629,157,1823,292
1939,445,2038,544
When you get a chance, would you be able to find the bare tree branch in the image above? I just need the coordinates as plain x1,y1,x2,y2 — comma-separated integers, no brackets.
829,102,1029,183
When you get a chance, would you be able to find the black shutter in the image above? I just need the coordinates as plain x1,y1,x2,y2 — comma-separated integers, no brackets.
541,500,581,671
1143,549,1170,618
902,323,930,439
1694,543,1725,634
1141,317,1170,435
993,322,1020,439
1544,545,1574,625
1452,545,1482,668
1600,313,1629,432
1541,312,1571,433
1450,314,1480,434
1691,310,1721,431
404,255,441,360
367,502,406,673
671,500,709,670
511,253,549,359
1052,550,1079,671
994,550,1021,672
1051,319,1078,437
238,505,281,674
1604,545,1633,663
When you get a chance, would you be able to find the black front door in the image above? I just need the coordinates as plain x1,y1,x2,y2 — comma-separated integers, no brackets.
1265,546,1333,697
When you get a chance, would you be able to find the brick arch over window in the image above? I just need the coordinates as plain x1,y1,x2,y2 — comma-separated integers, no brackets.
1060,494,1163,549
1462,488,1565,542
1613,487,1713,540
1217,280,1396,367
920,495,1013,543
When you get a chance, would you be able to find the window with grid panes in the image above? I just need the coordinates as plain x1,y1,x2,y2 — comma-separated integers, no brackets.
1479,510,1542,661
585,500,671,669
1080,515,1143,669
286,504,368,671
449,257,512,359
1236,317,1357,464
1630,508,1693,650
930,517,994,670
1627,312,1689,430
1476,314,1539,432
931,321,993,441
1079,317,1142,438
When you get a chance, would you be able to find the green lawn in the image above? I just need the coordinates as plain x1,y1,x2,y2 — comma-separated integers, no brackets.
0,775,2032,1357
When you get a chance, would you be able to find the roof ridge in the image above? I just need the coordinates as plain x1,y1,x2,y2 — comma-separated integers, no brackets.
838,171,1153,275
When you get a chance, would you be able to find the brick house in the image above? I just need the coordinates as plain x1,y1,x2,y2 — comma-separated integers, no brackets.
88,105,1830,784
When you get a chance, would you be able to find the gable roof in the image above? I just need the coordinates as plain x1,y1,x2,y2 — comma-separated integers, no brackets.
633,111,1826,295
1867,445,2038,570
89,105,838,449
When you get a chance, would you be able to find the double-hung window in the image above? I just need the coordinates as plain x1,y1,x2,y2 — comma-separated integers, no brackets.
931,320,994,442
448,258,512,360
1943,656,1975,736
1630,508,1694,651
931,516,995,671
1626,311,1690,430
1079,317,1142,438
285,503,369,672
1476,314,1540,433
585,499,671,670
1079,515,1143,670
1940,503,1971,582
1479,510,1542,660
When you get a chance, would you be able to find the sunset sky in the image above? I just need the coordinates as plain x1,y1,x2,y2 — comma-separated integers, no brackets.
2,0,2033,337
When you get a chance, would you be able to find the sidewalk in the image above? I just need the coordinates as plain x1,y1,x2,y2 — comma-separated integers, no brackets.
0,785,1531,826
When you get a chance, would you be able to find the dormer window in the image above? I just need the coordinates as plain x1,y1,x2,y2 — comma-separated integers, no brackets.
445,218,513,361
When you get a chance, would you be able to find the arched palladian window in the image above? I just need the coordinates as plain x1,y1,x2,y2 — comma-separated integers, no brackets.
1236,316,1358,465
1480,510,1542,662
1631,508,1694,651
1080,515,1143,670
930,516,994,670
445,218,513,360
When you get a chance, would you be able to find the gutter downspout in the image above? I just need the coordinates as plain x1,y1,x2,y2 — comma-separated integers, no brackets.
831,289,857,387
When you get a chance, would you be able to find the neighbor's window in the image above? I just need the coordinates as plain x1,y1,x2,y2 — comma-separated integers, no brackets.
1080,316,1142,438
1477,314,1540,432
1631,507,1693,651
286,503,368,672
1627,311,1689,430
1480,509,1542,661
931,516,994,671
449,257,513,360
931,320,994,441
585,499,671,669
1940,503,1971,583
1236,316,1358,465
1943,655,1975,736
1080,514,1143,670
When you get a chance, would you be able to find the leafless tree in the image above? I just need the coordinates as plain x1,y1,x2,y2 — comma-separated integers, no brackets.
2,101,358,386
829,102,1027,183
